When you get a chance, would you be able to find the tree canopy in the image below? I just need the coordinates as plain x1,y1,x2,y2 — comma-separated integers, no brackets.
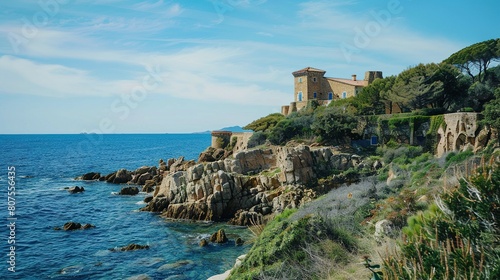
382,63,467,112
444,38,500,82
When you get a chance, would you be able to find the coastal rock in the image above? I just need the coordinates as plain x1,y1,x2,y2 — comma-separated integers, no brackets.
235,238,244,246
68,186,85,194
131,166,157,185
169,156,196,173
119,186,139,196
82,223,96,230
77,172,101,180
137,173,153,185
207,254,246,280
63,222,82,230
113,169,133,184
142,180,156,192
199,239,208,247
60,222,95,231
111,243,150,252
198,148,216,162
229,210,263,226
210,229,228,244
144,144,361,223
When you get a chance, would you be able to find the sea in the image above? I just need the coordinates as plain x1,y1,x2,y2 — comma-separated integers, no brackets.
0,134,252,280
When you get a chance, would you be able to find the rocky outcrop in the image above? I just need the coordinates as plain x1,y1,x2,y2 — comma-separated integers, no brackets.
76,172,101,180
142,145,364,225
108,169,133,184
210,229,228,243
119,186,139,195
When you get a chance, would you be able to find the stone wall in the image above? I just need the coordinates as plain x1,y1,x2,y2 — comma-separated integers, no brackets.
210,131,253,154
435,113,492,157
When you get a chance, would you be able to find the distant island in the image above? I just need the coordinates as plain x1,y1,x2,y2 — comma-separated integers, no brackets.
191,126,253,134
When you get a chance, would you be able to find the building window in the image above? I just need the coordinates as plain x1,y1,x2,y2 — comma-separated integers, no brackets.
298,77,302,83
298,91,303,101
342,91,347,99
312,77,317,82
313,92,317,99
328,92,333,100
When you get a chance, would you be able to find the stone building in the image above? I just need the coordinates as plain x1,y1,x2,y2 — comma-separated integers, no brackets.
281,67,383,115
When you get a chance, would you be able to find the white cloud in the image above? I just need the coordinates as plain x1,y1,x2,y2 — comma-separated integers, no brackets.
0,55,135,97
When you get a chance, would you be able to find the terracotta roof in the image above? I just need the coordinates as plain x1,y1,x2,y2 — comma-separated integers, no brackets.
292,67,326,76
326,77,367,87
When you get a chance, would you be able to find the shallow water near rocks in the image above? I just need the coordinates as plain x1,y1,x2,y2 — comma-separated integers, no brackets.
0,134,251,279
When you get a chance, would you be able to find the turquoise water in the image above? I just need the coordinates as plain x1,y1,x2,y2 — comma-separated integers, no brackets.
0,134,251,279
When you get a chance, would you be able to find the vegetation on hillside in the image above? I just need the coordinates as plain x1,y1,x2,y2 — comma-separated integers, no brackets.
231,39,500,280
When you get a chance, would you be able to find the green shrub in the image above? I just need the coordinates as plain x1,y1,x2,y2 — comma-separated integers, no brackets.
445,149,474,167
247,131,267,148
311,106,358,144
244,113,284,132
229,208,360,279
383,163,500,279
268,115,314,145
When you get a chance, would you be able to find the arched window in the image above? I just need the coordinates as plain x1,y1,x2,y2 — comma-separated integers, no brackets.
342,91,347,99
313,92,317,99
298,91,303,101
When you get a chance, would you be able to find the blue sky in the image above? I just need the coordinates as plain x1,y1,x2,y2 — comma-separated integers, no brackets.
0,0,498,134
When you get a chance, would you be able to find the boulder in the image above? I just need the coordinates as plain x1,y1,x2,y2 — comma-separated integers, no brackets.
210,229,228,244
199,239,208,247
78,172,101,180
198,148,216,163
67,186,85,194
113,169,133,184
235,238,244,246
374,219,394,243
142,180,155,193
105,172,116,183
137,173,153,185
212,148,226,161
63,222,82,231
81,223,96,230
119,186,139,196
61,222,95,231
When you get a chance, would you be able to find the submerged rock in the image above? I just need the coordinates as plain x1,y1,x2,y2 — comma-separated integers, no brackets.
67,186,85,194
157,260,194,271
126,274,151,280
111,243,150,252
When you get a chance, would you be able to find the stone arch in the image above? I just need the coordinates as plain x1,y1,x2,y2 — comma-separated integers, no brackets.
455,133,467,151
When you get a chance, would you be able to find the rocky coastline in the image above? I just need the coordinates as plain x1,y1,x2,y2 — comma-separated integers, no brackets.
78,143,379,227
